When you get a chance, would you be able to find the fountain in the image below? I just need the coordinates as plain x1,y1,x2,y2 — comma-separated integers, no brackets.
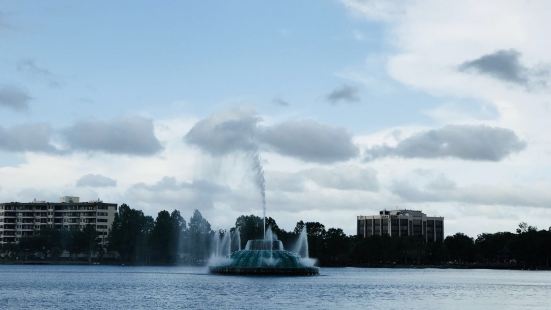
209,226,319,276
209,150,318,275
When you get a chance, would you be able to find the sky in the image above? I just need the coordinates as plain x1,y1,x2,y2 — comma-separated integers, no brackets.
1,0,551,237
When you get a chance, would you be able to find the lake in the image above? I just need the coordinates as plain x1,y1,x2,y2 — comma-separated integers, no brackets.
0,265,550,309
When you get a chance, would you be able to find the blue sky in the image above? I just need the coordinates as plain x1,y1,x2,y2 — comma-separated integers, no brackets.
1,0,551,236
0,0,439,130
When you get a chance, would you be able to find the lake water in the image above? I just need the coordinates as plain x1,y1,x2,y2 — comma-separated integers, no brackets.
0,265,550,309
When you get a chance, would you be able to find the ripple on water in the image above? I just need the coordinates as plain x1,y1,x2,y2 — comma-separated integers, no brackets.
1,266,551,309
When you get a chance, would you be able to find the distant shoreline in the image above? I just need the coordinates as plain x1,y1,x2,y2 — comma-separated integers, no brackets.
1,261,549,271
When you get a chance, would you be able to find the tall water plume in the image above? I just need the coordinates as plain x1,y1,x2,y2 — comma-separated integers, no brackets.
208,230,234,266
212,230,220,256
294,226,309,259
221,231,231,257
234,227,242,251
250,150,266,238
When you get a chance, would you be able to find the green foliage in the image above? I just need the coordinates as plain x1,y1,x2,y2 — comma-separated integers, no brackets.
147,210,187,264
444,233,475,263
4,204,551,270
107,206,211,265
186,209,212,262
235,215,264,247
108,204,153,263
6,225,99,262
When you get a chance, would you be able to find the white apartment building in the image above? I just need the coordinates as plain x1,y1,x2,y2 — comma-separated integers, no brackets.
0,196,117,246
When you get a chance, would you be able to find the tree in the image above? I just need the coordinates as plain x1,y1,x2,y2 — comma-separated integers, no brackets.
475,232,514,264
38,227,66,259
294,221,327,259
187,210,212,262
516,222,537,234
108,204,152,263
322,228,350,265
170,210,187,263
293,221,326,238
235,215,263,248
444,233,475,263
150,210,173,264
511,223,551,268
79,225,100,262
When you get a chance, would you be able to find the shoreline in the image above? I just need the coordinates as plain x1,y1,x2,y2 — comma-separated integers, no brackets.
1,261,549,271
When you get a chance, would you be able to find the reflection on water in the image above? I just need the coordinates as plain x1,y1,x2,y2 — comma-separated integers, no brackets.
1,265,550,309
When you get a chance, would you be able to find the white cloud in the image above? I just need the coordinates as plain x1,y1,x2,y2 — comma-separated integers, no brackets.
302,165,379,191
342,0,407,21
341,0,551,235
76,174,117,188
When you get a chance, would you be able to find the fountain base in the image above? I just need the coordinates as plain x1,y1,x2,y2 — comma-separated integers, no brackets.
209,265,319,276
208,239,319,276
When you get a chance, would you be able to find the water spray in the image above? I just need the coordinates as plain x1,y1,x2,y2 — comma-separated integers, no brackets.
250,150,266,239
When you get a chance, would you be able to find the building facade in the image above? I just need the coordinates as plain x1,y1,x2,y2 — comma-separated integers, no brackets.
357,210,444,242
0,196,117,246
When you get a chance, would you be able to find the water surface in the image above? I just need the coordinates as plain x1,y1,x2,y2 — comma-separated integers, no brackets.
0,265,550,309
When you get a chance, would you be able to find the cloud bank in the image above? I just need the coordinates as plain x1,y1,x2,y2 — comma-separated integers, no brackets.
259,120,359,163
364,125,526,161
392,175,551,208
0,123,58,153
63,117,163,155
185,110,359,163
185,110,258,156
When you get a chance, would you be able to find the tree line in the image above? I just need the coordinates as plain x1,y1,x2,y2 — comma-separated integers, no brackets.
2,204,551,269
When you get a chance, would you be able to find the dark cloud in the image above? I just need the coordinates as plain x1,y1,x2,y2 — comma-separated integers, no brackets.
459,49,548,86
326,85,361,104
63,117,162,155
260,120,359,163
0,123,59,153
17,59,60,88
365,125,526,161
185,110,359,163
76,174,117,187
185,110,259,156
0,85,31,112
273,97,290,107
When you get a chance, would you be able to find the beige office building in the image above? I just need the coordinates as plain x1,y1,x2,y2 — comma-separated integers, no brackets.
0,196,117,246
357,209,444,242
